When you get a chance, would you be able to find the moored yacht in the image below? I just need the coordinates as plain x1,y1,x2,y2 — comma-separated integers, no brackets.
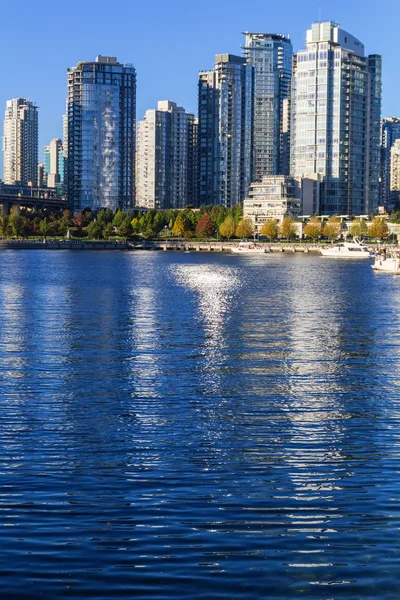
372,252,400,273
320,238,371,258
231,240,268,254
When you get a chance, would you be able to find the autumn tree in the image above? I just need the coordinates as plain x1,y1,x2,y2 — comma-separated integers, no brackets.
172,214,190,237
195,213,215,238
219,216,236,240
304,217,322,241
322,216,341,242
235,218,253,239
279,217,297,240
260,219,278,241
368,217,389,241
349,218,368,239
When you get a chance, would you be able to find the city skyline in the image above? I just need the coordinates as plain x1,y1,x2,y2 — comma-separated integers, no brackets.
0,0,399,173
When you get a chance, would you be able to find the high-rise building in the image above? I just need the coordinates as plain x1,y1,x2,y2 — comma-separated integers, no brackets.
291,21,382,215
390,139,400,206
243,33,293,178
44,138,64,187
136,101,196,209
380,117,400,207
66,56,136,212
198,54,254,207
3,98,38,185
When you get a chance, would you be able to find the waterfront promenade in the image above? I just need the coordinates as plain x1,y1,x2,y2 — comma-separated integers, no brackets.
0,239,326,253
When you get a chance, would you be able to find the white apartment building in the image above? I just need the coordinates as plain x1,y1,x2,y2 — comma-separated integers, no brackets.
243,175,303,233
136,101,196,209
291,22,381,215
3,98,38,185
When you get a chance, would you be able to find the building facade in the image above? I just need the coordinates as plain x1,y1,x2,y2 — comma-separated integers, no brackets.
243,175,306,232
198,54,254,208
66,56,136,212
390,139,400,206
381,117,400,207
3,98,38,185
243,33,293,178
44,138,64,188
136,101,196,209
291,21,382,215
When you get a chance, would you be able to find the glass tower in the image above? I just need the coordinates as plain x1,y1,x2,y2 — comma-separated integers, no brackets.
3,98,38,185
66,56,136,212
243,33,293,178
291,22,382,215
380,117,400,207
198,54,254,207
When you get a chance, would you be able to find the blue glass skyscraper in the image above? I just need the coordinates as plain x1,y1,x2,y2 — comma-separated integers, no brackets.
66,56,136,212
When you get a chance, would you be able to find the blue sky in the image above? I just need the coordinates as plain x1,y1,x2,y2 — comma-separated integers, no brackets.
1,0,399,163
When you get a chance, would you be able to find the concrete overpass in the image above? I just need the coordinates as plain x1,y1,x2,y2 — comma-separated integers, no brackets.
0,194,68,214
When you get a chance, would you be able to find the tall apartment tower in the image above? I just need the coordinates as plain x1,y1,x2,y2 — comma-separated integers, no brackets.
66,56,136,212
3,98,38,185
380,117,400,207
136,101,196,209
243,33,293,179
44,138,64,187
198,54,254,207
390,139,400,205
291,22,382,215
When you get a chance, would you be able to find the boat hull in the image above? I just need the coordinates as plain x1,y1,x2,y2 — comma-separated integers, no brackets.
372,257,400,273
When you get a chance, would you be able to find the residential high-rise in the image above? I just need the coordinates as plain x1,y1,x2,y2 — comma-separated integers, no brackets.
136,101,196,209
291,22,382,215
66,56,136,212
390,139,400,205
3,98,38,185
381,117,400,207
44,138,64,187
243,33,293,178
198,54,254,207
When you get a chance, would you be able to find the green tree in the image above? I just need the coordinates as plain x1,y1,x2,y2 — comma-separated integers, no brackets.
279,217,297,240
235,218,254,239
260,219,278,241
102,222,114,239
219,216,236,240
97,208,114,227
322,216,341,241
39,218,50,239
9,206,24,238
195,213,215,238
349,218,368,239
113,209,126,228
303,217,322,241
368,217,389,241
0,215,9,238
117,217,132,238
87,220,103,239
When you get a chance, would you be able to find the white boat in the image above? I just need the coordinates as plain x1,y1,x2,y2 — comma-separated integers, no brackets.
320,239,371,258
372,253,400,273
231,240,268,254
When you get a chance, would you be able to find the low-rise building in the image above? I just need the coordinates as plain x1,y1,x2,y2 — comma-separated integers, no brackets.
244,175,305,233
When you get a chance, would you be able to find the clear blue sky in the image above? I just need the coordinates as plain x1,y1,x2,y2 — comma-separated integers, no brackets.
1,0,399,166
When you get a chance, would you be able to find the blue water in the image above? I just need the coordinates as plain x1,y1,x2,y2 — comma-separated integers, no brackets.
1,250,400,599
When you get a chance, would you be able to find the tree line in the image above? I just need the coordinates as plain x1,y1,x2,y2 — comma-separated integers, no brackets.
0,204,246,240
0,205,391,241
